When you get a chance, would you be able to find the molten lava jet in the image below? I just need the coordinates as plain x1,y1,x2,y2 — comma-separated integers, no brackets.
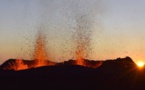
33,30,48,67
4,30,54,71
74,15,91,66
75,39,85,66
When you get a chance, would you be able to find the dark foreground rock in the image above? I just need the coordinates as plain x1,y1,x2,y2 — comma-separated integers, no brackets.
0,57,145,90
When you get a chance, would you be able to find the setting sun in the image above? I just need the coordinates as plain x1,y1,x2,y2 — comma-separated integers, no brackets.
137,61,144,68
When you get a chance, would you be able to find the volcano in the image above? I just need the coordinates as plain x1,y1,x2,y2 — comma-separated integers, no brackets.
0,57,145,90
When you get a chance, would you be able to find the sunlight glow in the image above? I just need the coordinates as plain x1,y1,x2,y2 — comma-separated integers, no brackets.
137,61,144,68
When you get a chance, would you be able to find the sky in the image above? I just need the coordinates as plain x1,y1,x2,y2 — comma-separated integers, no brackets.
0,0,145,64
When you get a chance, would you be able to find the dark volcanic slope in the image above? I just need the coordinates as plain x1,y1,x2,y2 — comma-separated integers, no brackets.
0,57,145,90
0,59,55,70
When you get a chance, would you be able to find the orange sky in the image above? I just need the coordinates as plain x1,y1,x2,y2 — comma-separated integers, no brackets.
0,0,145,64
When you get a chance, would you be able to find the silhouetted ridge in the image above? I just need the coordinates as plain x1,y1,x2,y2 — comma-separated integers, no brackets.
0,56,136,71
103,56,135,68
0,59,17,70
97,56,136,74
0,57,145,90
57,59,102,68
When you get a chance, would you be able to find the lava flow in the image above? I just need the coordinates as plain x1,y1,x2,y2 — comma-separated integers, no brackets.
3,59,28,71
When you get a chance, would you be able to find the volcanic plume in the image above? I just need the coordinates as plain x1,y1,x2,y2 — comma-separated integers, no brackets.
1,0,104,70
70,0,98,66
2,29,55,70
75,15,92,66
33,30,49,67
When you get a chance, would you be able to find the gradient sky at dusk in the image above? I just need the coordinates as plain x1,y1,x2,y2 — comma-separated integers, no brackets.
0,0,145,64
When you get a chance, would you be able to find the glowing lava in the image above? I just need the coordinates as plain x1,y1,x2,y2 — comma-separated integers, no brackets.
3,30,54,71
4,59,28,71
76,47,84,65
75,35,85,66
75,28,85,66
33,30,49,67
14,59,28,70
75,15,91,66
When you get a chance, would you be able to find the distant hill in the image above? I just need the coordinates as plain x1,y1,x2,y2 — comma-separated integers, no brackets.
0,57,145,90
